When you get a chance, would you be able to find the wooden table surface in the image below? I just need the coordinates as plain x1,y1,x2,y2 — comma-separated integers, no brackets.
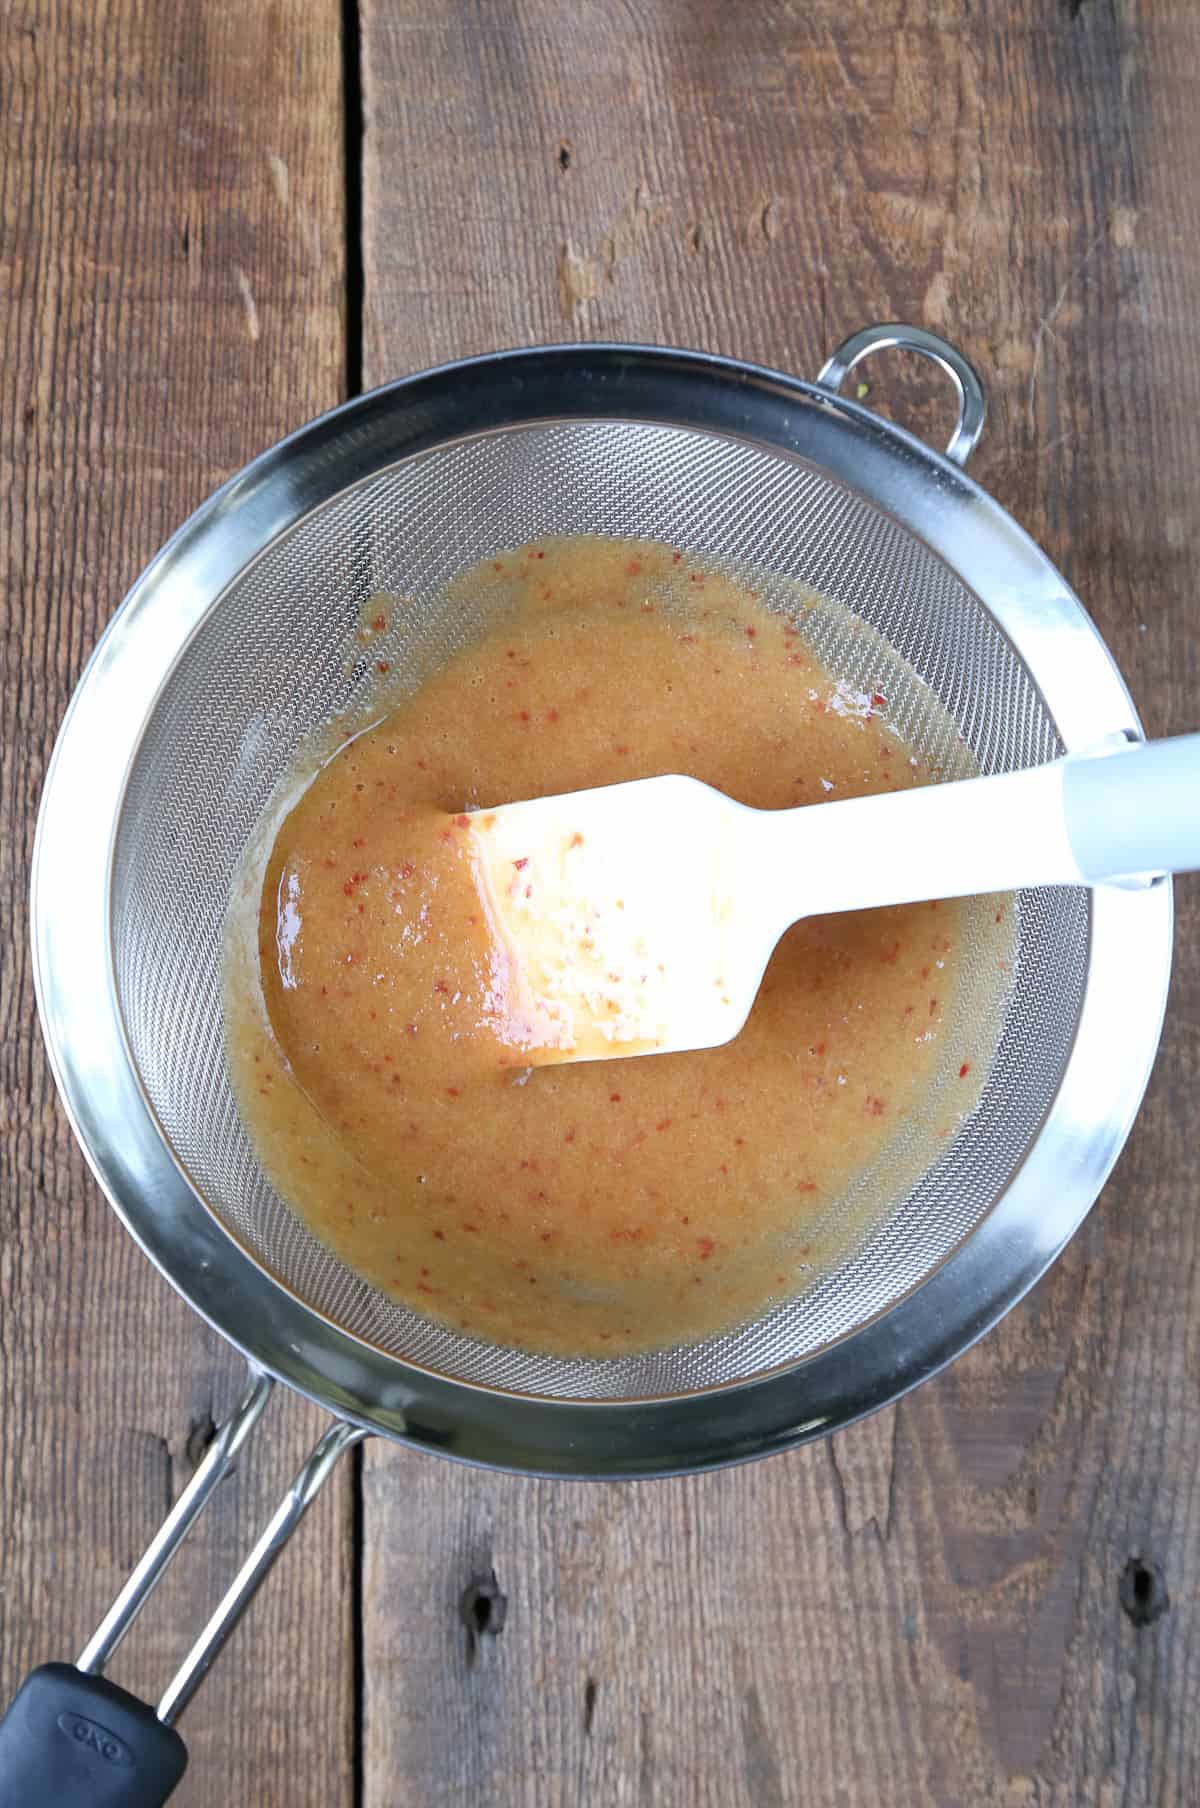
3,3,1198,1803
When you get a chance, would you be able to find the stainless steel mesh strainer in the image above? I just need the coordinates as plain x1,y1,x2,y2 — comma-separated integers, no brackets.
11,326,1171,1797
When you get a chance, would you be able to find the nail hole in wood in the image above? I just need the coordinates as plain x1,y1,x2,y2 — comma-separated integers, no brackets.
1119,1556,1169,1627
461,1568,507,1664
557,140,572,172
583,1675,598,1735
185,1410,218,1472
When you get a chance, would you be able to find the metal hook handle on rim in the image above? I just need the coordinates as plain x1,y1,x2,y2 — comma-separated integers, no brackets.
816,323,987,467
0,1366,368,1807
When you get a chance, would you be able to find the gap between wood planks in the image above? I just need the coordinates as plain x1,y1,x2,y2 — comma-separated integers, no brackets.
343,0,365,401
342,5,366,1803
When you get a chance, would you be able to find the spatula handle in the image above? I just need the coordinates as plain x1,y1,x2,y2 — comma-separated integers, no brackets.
766,733,1200,924
1063,733,1200,882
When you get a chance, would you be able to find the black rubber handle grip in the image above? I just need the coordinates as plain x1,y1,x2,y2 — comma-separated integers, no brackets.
0,1664,187,1807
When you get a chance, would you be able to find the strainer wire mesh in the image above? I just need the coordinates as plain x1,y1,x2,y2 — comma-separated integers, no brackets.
111,419,1086,1402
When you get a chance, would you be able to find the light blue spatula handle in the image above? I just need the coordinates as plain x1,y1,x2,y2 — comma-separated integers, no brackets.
1064,733,1200,882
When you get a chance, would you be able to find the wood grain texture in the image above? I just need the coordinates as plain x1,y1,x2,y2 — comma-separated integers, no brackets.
0,4,350,1804
360,3,1200,1804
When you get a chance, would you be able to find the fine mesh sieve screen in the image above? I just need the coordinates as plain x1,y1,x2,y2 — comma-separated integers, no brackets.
111,420,1086,1401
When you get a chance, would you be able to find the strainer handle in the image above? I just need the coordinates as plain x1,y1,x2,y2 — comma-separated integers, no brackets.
816,324,987,466
0,1369,366,1806
0,1666,187,1808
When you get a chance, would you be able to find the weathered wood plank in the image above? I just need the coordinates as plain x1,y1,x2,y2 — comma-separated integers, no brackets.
0,4,351,1803
360,3,1200,1804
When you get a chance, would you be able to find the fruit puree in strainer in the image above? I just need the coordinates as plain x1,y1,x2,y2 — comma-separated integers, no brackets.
224,537,1011,1358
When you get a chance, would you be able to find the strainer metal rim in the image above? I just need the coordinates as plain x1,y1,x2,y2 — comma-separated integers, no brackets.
31,337,1172,1477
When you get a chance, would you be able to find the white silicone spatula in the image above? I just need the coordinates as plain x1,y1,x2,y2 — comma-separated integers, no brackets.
466,733,1200,1064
